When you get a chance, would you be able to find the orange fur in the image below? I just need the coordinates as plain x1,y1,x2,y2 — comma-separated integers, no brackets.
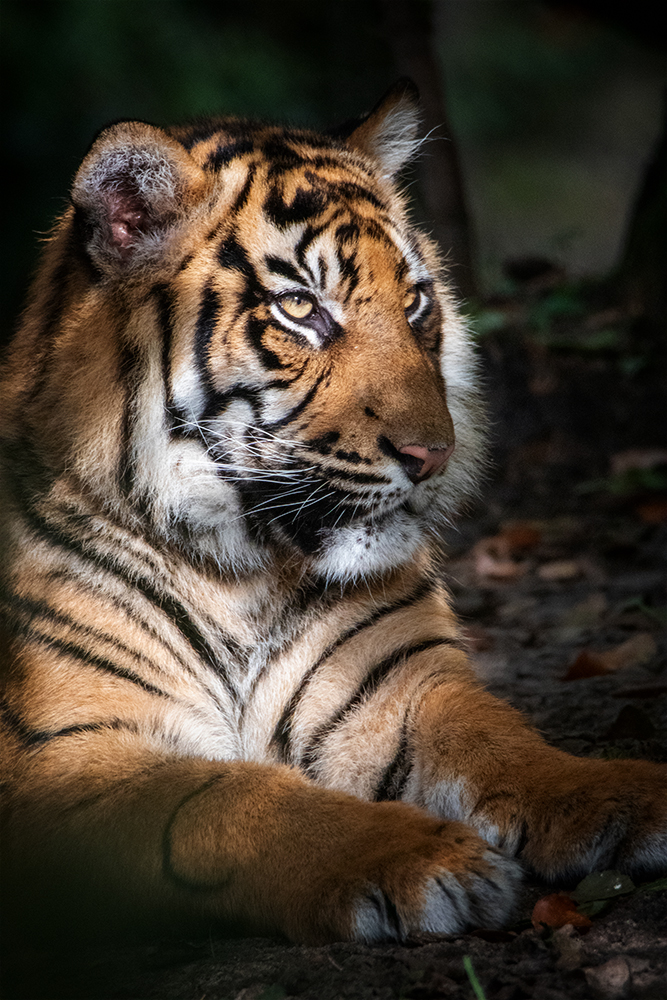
1,82,665,945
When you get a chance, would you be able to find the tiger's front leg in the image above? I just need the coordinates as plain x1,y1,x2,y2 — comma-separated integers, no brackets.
408,670,667,881
3,744,520,946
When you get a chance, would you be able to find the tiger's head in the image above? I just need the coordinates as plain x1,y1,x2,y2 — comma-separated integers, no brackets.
6,82,485,582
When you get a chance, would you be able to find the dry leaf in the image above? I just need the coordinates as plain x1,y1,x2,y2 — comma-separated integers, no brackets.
473,536,529,580
635,499,667,524
461,624,494,652
610,448,667,475
563,633,657,681
538,559,581,581
561,593,607,629
531,893,592,931
500,521,542,551
563,650,609,680
602,633,657,670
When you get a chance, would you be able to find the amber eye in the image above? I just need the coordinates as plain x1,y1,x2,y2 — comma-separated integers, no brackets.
278,293,314,321
404,289,417,311
404,288,419,313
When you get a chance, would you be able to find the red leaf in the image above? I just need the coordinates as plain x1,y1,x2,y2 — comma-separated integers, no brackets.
531,893,592,931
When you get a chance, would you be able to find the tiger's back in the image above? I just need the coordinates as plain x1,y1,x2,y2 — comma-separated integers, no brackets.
2,83,665,945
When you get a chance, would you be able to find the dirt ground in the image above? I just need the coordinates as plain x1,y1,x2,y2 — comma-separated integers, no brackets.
3,298,667,1000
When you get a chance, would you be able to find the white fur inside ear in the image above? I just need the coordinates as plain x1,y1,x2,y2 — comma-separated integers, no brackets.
71,122,203,269
367,98,423,178
77,145,180,218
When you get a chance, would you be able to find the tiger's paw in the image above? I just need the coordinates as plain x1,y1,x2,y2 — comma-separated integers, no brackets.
351,847,520,943
306,804,522,944
465,758,667,883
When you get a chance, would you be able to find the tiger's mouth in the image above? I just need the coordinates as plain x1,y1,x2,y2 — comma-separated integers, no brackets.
233,466,417,556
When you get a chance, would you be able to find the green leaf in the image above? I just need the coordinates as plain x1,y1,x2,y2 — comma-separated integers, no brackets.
463,956,487,1000
258,986,287,1000
571,870,635,904
576,898,610,918
639,877,667,893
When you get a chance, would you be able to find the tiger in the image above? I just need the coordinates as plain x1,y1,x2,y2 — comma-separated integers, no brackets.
1,80,665,947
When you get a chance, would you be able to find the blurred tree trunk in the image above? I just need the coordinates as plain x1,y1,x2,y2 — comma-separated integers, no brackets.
380,0,476,300
617,91,667,331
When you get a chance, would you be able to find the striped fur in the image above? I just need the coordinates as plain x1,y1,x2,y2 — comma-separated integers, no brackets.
1,83,665,944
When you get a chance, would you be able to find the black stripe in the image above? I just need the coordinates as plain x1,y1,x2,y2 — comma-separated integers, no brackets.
245,316,286,371
364,890,403,940
0,697,36,747
231,162,257,213
38,567,198,674
162,776,232,892
202,382,263,424
194,281,222,404
118,342,144,498
301,638,458,774
374,717,411,802
153,283,179,423
3,589,167,675
269,579,435,760
19,506,241,703
26,718,140,750
205,138,254,171
293,211,344,266
262,367,329,430
24,627,173,698
263,183,329,230
1,588,232,717
264,256,304,284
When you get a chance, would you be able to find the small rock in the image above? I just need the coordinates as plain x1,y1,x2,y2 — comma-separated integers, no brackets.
538,559,581,581
553,923,585,970
584,956,631,999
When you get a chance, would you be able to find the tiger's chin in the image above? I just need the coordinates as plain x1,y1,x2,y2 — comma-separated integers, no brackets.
300,508,429,583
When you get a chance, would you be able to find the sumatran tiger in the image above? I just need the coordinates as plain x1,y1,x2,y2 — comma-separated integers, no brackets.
1,82,665,946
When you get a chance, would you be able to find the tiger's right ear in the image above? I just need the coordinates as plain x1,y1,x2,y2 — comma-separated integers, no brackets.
71,121,207,273
342,79,422,179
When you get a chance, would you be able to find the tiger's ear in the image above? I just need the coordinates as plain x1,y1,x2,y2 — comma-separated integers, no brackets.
343,79,422,179
71,121,207,273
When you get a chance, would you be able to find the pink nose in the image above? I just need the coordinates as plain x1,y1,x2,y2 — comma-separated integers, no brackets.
398,443,454,484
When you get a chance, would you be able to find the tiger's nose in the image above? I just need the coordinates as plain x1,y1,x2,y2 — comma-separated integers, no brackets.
398,443,454,484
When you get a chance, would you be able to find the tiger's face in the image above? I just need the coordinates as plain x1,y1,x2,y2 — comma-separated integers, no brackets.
28,87,484,581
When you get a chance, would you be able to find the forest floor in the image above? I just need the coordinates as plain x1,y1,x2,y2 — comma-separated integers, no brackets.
3,283,667,1000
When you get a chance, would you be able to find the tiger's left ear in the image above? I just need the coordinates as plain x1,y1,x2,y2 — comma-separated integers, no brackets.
343,79,422,179
71,120,207,274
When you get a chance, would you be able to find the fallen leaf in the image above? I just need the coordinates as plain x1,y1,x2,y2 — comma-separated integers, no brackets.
635,499,667,524
610,448,667,475
563,650,611,680
563,633,657,681
601,633,657,670
461,624,495,652
473,536,529,581
640,876,667,893
499,520,542,550
531,893,593,931
571,870,635,905
538,559,581,581
561,592,607,628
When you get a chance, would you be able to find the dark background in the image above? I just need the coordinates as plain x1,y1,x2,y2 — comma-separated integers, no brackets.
3,0,665,321
3,0,666,506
